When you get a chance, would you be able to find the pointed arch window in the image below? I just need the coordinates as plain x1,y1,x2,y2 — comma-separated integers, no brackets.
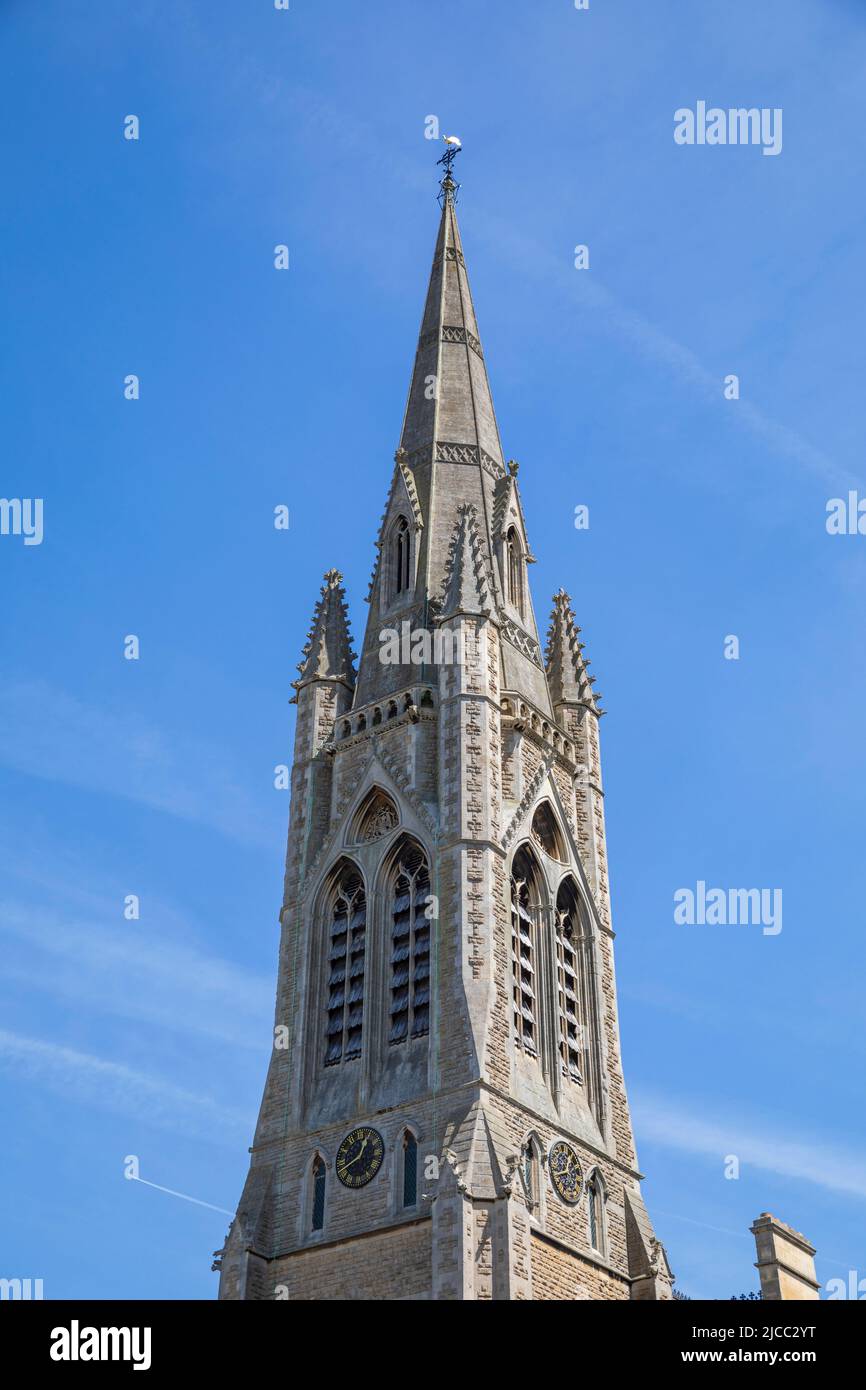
506,527,525,620
522,1134,542,1215
311,1155,326,1233
555,878,583,1083
389,839,431,1044
511,846,542,1057
324,863,366,1066
587,1170,606,1254
392,515,411,599
402,1131,418,1208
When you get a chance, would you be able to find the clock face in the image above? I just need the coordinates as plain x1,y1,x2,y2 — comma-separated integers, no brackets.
335,1126,385,1189
549,1141,583,1205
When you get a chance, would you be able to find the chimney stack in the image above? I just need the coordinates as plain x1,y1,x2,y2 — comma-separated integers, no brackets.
750,1213,820,1300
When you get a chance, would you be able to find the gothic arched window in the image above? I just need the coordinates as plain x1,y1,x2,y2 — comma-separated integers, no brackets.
388,839,431,1044
324,862,366,1066
587,1170,606,1254
392,515,411,599
522,1133,542,1215
511,846,542,1057
506,526,524,619
311,1155,326,1232
402,1131,418,1208
555,878,582,1083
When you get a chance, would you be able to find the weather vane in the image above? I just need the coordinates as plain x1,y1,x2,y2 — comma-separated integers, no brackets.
437,134,462,205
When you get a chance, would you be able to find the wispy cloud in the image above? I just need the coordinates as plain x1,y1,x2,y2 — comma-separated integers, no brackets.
0,1028,252,1144
0,899,273,1050
289,87,857,492
621,980,866,1060
633,1091,866,1202
0,679,275,848
472,213,857,491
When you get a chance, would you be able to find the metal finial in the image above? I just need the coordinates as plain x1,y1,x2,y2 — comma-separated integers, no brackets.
436,135,462,206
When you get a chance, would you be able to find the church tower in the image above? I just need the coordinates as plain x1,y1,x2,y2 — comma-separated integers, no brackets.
215,161,673,1301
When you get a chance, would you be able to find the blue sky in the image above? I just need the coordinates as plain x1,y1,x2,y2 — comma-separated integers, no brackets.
2,0,865,1300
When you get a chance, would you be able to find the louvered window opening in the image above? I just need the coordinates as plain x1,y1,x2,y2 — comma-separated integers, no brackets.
324,871,366,1066
402,1132,418,1208
389,846,431,1044
555,898,582,1082
511,873,536,1056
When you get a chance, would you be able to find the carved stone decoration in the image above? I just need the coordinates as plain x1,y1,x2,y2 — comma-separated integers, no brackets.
442,324,484,358
391,439,504,480
361,802,399,841
352,788,400,843
434,441,505,478
501,617,543,669
501,1153,521,1198
444,1148,468,1195
417,325,484,359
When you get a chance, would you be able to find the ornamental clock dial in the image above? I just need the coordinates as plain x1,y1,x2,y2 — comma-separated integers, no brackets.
335,1126,385,1189
548,1140,583,1205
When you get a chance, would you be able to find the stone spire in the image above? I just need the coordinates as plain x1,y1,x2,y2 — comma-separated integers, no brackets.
544,589,602,713
292,569,356,695
353,170,552,716
397,179,504,469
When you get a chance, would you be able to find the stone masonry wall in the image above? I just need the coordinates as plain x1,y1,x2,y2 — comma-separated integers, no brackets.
531,1233,630,1301
269,1220,432,1301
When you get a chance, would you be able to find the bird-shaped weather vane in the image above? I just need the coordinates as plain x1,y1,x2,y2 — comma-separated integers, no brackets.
437,134,462,205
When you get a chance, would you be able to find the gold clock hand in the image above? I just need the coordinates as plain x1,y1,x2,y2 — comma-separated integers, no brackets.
339,1137,369,1172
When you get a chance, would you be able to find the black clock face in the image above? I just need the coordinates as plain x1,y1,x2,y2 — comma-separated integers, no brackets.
335,1126,385,1188
549,1141,583,1205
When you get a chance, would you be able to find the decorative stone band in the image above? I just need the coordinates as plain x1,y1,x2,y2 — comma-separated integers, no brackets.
334,686,436,743
443,245,466,267
500,692,577,768
446,324,482,356
417,324,484,360
501,617,543,669
435,441,504,478
398,440,505,480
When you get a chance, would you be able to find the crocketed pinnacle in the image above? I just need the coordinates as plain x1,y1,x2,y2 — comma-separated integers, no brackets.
544,589,602,713
293,569,357,691
440,504,495,618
